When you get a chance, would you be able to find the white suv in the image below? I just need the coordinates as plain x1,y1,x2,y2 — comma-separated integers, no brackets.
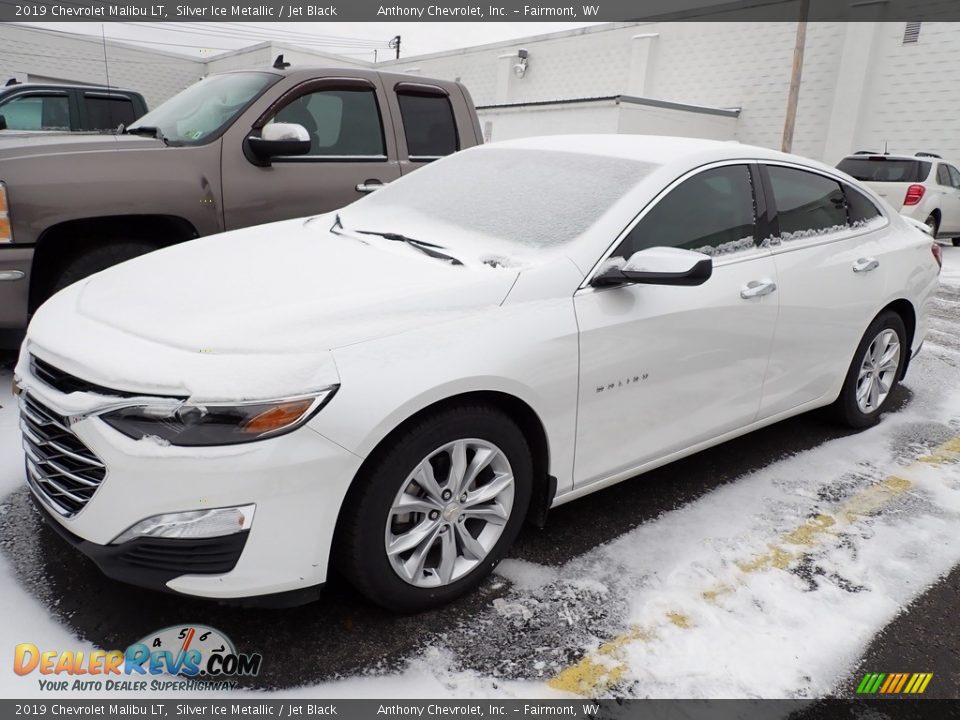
837,152,960,245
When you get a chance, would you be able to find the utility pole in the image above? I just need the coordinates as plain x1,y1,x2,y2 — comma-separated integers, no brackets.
781,0,810,153
389,35,401,60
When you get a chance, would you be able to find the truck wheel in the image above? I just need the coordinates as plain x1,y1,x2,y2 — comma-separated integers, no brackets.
51,241,158,294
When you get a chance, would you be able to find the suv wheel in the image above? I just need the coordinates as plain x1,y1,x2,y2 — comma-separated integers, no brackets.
832,311,907,428
336,405,532,613
52,241,158,294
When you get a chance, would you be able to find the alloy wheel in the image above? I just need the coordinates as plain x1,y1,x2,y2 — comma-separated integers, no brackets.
384,439,515,588
856,328,901,414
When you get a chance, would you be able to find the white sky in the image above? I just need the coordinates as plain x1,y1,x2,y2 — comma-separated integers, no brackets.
19,22,605,61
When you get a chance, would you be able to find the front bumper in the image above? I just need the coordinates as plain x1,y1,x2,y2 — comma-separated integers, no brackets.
20,380,364,602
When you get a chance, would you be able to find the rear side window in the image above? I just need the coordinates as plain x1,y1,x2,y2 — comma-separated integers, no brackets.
767,166,847,239
85,95,138,130
0,93,70,130
948,165,960,190
837,157,931,183
937,164,952,186
844,185,883,225
615,165,757,258
397,92,458,158
273,88,385,157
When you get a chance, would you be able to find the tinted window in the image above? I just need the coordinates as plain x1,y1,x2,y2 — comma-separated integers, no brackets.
615,165,756,258
937,164,951,186
0,94,69,130
397,92,458,158
837,157,931,183
273,88,385,157
948,165,960,190
844,185,882,225
768,166,846,239
85,95,137,130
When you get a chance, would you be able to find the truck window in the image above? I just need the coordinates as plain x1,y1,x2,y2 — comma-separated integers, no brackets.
397,92,458,159
0,93,70,130
272,88,385,158
85,94,138,130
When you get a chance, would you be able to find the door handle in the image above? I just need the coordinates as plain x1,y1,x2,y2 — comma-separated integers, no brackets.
852,257,879,273
740,279,777,299
355,179,384,193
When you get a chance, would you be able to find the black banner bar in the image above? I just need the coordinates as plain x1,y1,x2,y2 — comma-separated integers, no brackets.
1,700,958,720
2,0,960,23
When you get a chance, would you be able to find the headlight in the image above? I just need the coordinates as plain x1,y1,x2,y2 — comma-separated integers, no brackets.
99,386,338,447
0,182,12,243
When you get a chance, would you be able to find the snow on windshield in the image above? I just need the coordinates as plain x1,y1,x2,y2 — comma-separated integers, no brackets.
343,149,659,253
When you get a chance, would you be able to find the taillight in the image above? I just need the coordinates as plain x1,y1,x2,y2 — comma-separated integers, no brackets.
931,242,942,271
904,184,926,206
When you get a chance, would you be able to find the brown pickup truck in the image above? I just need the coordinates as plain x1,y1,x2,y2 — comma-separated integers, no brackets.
0,59,482,345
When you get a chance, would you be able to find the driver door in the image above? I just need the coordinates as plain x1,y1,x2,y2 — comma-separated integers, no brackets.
573,163,779,486
221,76,402,230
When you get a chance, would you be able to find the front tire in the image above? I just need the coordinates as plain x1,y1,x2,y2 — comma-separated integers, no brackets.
832,311,907,428
336,405,532,613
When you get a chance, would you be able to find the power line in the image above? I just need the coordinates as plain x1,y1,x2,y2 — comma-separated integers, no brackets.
127,22,389,49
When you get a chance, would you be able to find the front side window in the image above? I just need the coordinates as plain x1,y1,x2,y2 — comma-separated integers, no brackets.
0,93,70,130
767,166,847,240
85,95,137,130
270,88,385,157
397,92,458,158
128,72,275,145
614,165,757,259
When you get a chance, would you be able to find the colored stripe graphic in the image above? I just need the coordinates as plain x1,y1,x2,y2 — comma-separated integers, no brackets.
857,672,932,694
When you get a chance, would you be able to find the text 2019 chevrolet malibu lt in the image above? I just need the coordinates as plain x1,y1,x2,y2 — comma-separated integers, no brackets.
14,136,941,612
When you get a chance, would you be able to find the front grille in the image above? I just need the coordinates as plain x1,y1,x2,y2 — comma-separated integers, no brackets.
30,354,145,398
20,393,106,517
116,534,249,575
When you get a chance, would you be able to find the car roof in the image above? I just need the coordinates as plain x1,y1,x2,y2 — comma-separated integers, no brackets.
479,134,836,173
0,82,138,94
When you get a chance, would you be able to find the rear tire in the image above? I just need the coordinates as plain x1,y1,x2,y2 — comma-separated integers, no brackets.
832,311,907,429
51,241,158,294
336,405,532,613
925,213,940,239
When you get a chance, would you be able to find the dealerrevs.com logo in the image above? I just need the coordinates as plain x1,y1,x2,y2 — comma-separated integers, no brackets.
14,624,262,692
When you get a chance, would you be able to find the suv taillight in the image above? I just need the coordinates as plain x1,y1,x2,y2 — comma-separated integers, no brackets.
904,184,926,206
932,242,942,271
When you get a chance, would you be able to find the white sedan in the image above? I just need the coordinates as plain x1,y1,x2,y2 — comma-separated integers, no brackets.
15,136,941,612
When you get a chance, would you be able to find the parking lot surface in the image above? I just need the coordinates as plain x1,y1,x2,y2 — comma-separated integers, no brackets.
1,246,959,698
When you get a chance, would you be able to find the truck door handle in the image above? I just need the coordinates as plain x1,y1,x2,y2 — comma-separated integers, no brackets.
740,279,777,299
355,180,384,193
852,257,879,273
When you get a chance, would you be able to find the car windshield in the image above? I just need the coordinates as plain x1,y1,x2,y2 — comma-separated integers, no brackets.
128,72,276,145
837,157,932,183
340,148,658,263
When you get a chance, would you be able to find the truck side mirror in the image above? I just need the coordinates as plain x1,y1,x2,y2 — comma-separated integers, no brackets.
245,122,311,167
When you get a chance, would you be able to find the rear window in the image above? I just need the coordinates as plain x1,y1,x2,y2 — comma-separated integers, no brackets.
85,95,138,130
837,157,931,183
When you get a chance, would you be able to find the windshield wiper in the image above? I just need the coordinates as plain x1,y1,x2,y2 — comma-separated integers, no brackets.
355,229,463,266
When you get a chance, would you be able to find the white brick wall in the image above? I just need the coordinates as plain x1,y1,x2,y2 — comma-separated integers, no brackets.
0,25,204,108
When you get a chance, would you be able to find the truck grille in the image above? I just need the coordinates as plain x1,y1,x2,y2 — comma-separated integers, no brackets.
20,393,106,517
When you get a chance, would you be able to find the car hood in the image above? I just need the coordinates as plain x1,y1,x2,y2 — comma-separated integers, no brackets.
23,216,518,401
0,131,161,159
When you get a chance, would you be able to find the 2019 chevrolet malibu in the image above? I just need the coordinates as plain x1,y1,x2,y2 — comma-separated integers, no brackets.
15,136,941,612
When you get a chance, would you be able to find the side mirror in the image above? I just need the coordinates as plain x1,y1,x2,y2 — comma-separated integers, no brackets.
0,115,7,130
245,122,311,166
591,247,713,287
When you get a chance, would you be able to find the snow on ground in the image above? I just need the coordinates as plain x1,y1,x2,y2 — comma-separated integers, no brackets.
1,247,960,699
